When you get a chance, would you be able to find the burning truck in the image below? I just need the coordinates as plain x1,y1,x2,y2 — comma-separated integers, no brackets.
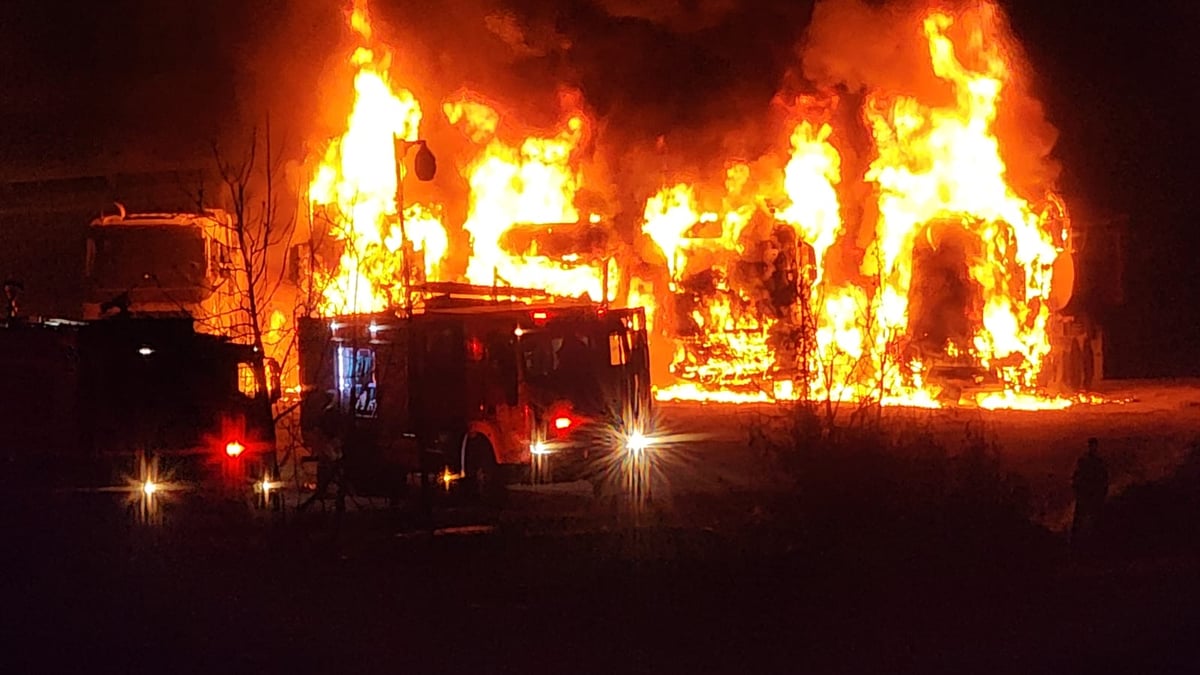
637,6,1103,410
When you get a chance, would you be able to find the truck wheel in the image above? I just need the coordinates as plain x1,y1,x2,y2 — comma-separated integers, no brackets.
464,436,505,506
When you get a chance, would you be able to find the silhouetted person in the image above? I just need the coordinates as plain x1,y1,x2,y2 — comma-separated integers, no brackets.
300,392,346,512
3,279,23,320
1071,437,1109,551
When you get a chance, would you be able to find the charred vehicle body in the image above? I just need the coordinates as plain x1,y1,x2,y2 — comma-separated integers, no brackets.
298,284,652,500
0,316,278,494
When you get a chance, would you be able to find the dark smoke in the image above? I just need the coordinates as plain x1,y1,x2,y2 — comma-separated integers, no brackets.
590,0,741,32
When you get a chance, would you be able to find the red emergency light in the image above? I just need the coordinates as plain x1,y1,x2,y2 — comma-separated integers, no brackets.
465,336,485,361
225,440,246,458
553,416,573,430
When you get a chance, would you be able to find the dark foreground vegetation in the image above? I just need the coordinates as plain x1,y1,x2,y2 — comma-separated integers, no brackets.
2,417,1198,674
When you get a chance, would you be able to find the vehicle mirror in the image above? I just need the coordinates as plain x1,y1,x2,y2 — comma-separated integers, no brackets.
414,143,437,181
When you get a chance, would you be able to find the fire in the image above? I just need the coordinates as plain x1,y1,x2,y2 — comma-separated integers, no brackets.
446,93,616,301
300,0,1088,411
642,3,1075,410
642,184,706,284
774,120,843,282
863,10,1060,391
309,2,448,315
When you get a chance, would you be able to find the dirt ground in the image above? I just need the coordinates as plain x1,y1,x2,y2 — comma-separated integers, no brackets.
2,379,1198,673
653,379,1200,528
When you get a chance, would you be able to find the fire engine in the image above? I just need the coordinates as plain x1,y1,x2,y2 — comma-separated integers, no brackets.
297,282,653,502
0,315,280,501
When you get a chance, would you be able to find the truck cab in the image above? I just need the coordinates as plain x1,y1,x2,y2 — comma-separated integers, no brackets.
83,208,249,340
0,316,279,493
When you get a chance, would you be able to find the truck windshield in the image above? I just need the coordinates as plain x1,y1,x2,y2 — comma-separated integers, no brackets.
86,226,207,292
520,328,604,413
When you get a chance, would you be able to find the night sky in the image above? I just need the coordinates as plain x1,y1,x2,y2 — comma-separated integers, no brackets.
1,0,1197,377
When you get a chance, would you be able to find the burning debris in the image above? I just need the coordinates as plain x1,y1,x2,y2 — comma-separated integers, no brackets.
301,0,1091,410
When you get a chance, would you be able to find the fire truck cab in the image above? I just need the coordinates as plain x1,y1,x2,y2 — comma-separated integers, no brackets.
298,286,652,499
0,316,279,496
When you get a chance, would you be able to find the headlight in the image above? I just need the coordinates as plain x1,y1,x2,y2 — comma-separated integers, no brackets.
625,431,650,454
530,441,550,456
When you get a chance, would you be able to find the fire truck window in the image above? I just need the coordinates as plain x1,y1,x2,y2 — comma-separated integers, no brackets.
555,334,593,370
524,336,553,376
522,332,596,378
608,332,627,366
336,345,378,418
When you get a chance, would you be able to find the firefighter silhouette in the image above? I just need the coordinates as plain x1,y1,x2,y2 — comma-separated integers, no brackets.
1071,437,1109,550
3,279,22,320
299,391,347,512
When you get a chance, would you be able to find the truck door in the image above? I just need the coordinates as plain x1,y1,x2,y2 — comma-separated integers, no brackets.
410,320,467,443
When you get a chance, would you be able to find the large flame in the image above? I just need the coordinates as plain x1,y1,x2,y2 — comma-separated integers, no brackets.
648,4,1074,410
309,3,448,315
446,94,616,300
302,1,1084,411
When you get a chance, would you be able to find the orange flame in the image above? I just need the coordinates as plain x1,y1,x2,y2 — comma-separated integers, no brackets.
446,93,616,300
647,4,1074,410
309,5,448,315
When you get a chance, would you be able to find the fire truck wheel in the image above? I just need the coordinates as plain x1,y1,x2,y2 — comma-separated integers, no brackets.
464,436,505,505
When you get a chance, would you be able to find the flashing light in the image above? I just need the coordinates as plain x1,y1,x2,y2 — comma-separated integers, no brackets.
553,416,572,430
514,327,525,337
466,336,486,361
142,480,157,496
625,431,650,454
138,346,154,356
225,440,246,458
530,441,550,456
